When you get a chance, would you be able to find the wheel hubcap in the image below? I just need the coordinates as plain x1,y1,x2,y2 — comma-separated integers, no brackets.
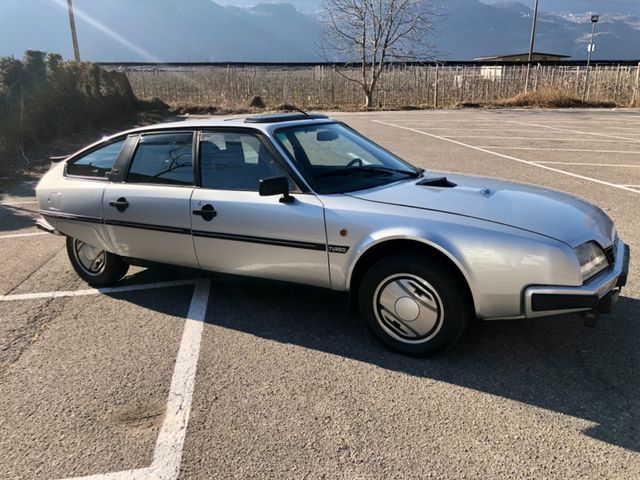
74,239,106,275
373,274,444,344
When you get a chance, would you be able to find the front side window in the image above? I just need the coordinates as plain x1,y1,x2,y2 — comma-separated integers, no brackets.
127,133,193,185
275,123,420,194
66,139,125,178
200,131,292,191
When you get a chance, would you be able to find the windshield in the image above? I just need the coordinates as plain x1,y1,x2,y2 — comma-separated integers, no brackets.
274,123,421,194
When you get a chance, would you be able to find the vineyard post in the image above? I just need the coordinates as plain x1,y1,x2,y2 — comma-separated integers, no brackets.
634,62,640,104
614,64,621,104
433,64,439,108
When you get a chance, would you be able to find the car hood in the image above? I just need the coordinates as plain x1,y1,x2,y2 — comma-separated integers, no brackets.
348,173,615,248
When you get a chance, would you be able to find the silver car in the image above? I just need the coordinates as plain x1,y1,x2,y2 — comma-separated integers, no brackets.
35,113,630,355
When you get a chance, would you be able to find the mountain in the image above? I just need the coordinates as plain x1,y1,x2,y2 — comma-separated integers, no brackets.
482,0,640,16
0,0,638,61
0,0,322,62
446,0,640,59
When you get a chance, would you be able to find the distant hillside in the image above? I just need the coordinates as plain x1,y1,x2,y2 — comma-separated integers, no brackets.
0,0,638,61
482,0,640,16
0,0,322,62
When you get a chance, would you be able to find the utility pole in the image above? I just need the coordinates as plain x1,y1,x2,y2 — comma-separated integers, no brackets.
582,14,599,101
524,0,540,93
67,0,81,62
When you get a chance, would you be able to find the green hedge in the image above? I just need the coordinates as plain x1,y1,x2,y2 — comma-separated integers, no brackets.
0,50,136,166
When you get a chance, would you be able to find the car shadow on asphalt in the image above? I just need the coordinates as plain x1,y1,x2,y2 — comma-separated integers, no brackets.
207,274,639,453
0,204,40,232
109,268,640,453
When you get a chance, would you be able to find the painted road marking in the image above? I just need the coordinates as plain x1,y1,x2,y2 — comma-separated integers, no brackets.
0,200,38,206
382,127,572,134
374,120,640,195
474,146,640,154
533,162,640,168
442,136,636,143
0,232,49,240
506,120,640,144
57,279,211,480
0,279,197,302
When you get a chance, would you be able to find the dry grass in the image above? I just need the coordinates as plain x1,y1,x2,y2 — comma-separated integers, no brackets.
489,88,616,108
121,64,639,110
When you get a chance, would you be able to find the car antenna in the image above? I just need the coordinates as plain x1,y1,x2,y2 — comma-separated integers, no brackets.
287,105,313,119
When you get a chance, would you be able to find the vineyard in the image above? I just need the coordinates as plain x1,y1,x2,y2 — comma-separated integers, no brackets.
117,63,640,109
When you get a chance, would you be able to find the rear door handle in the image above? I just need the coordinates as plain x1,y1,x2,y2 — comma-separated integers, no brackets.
192,204,216,222
109,197,129,212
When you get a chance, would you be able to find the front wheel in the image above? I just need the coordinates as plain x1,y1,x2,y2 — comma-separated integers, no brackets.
359,253,470,356
66,237,129,287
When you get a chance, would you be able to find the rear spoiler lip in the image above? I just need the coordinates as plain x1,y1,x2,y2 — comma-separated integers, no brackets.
36,217,63,236
50,155,70,163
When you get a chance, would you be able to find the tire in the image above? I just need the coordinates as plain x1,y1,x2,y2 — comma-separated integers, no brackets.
66,237,129,287
358,253,470,356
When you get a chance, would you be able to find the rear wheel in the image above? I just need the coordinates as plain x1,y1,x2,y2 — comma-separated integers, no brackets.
359,253,470,356
66,237,129,286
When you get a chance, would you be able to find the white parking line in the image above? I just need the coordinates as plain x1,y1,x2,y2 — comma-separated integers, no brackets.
387,127,561,134
507,120,640,144
0,200,38,206
374,120,640,194
0,232,49,240
0,279,197,302
534,161,640,168
474,146,640,154
442,136,634,143
57,279,211,480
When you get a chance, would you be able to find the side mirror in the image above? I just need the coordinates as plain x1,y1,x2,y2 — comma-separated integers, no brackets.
317,130,339,142
259,176,295,204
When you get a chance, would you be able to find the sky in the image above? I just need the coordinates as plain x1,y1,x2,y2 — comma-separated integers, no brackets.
1,0,638,61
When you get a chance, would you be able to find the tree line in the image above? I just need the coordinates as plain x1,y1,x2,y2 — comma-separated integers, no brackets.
0,50,135,166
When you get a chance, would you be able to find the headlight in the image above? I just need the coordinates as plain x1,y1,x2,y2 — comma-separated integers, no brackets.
575,242,609,282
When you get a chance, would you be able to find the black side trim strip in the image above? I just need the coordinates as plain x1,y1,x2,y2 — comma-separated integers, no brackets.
192,230,326,251
40,211,350,253
104,220,191,235
40,210,103,224
531,293,598,312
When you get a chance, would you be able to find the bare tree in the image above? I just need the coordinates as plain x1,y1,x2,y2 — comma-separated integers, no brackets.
321,0,438,109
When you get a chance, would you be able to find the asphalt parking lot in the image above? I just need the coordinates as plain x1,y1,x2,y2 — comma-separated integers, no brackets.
1,109,639,479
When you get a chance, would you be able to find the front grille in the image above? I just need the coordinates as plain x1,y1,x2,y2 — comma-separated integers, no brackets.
604,245,616,264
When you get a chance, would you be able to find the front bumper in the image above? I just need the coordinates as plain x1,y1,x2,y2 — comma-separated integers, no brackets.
524,239,630,318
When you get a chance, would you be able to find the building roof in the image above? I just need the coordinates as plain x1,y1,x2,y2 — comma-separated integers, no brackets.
474,52,571,61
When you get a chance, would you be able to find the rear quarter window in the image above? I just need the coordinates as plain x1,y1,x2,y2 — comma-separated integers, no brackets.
66,139,126,178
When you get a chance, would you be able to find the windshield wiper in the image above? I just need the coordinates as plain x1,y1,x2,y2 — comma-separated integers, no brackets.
360,166,424,177
314,165,421,179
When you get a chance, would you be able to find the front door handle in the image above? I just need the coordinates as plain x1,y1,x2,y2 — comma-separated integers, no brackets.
109,197,129,212
192,204,217,222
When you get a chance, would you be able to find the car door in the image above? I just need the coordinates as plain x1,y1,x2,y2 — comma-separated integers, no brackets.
191,129,330,288
38,137,130,251
103,131,199,268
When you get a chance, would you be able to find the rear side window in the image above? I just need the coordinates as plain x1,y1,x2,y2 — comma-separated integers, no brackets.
127,133,194,185
66,139,125,178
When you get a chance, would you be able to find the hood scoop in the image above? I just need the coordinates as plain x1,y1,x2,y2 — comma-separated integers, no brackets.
417,176,457,188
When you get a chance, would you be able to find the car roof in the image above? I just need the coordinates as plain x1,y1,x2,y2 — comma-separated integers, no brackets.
122,113,334,137
63,113,337,162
